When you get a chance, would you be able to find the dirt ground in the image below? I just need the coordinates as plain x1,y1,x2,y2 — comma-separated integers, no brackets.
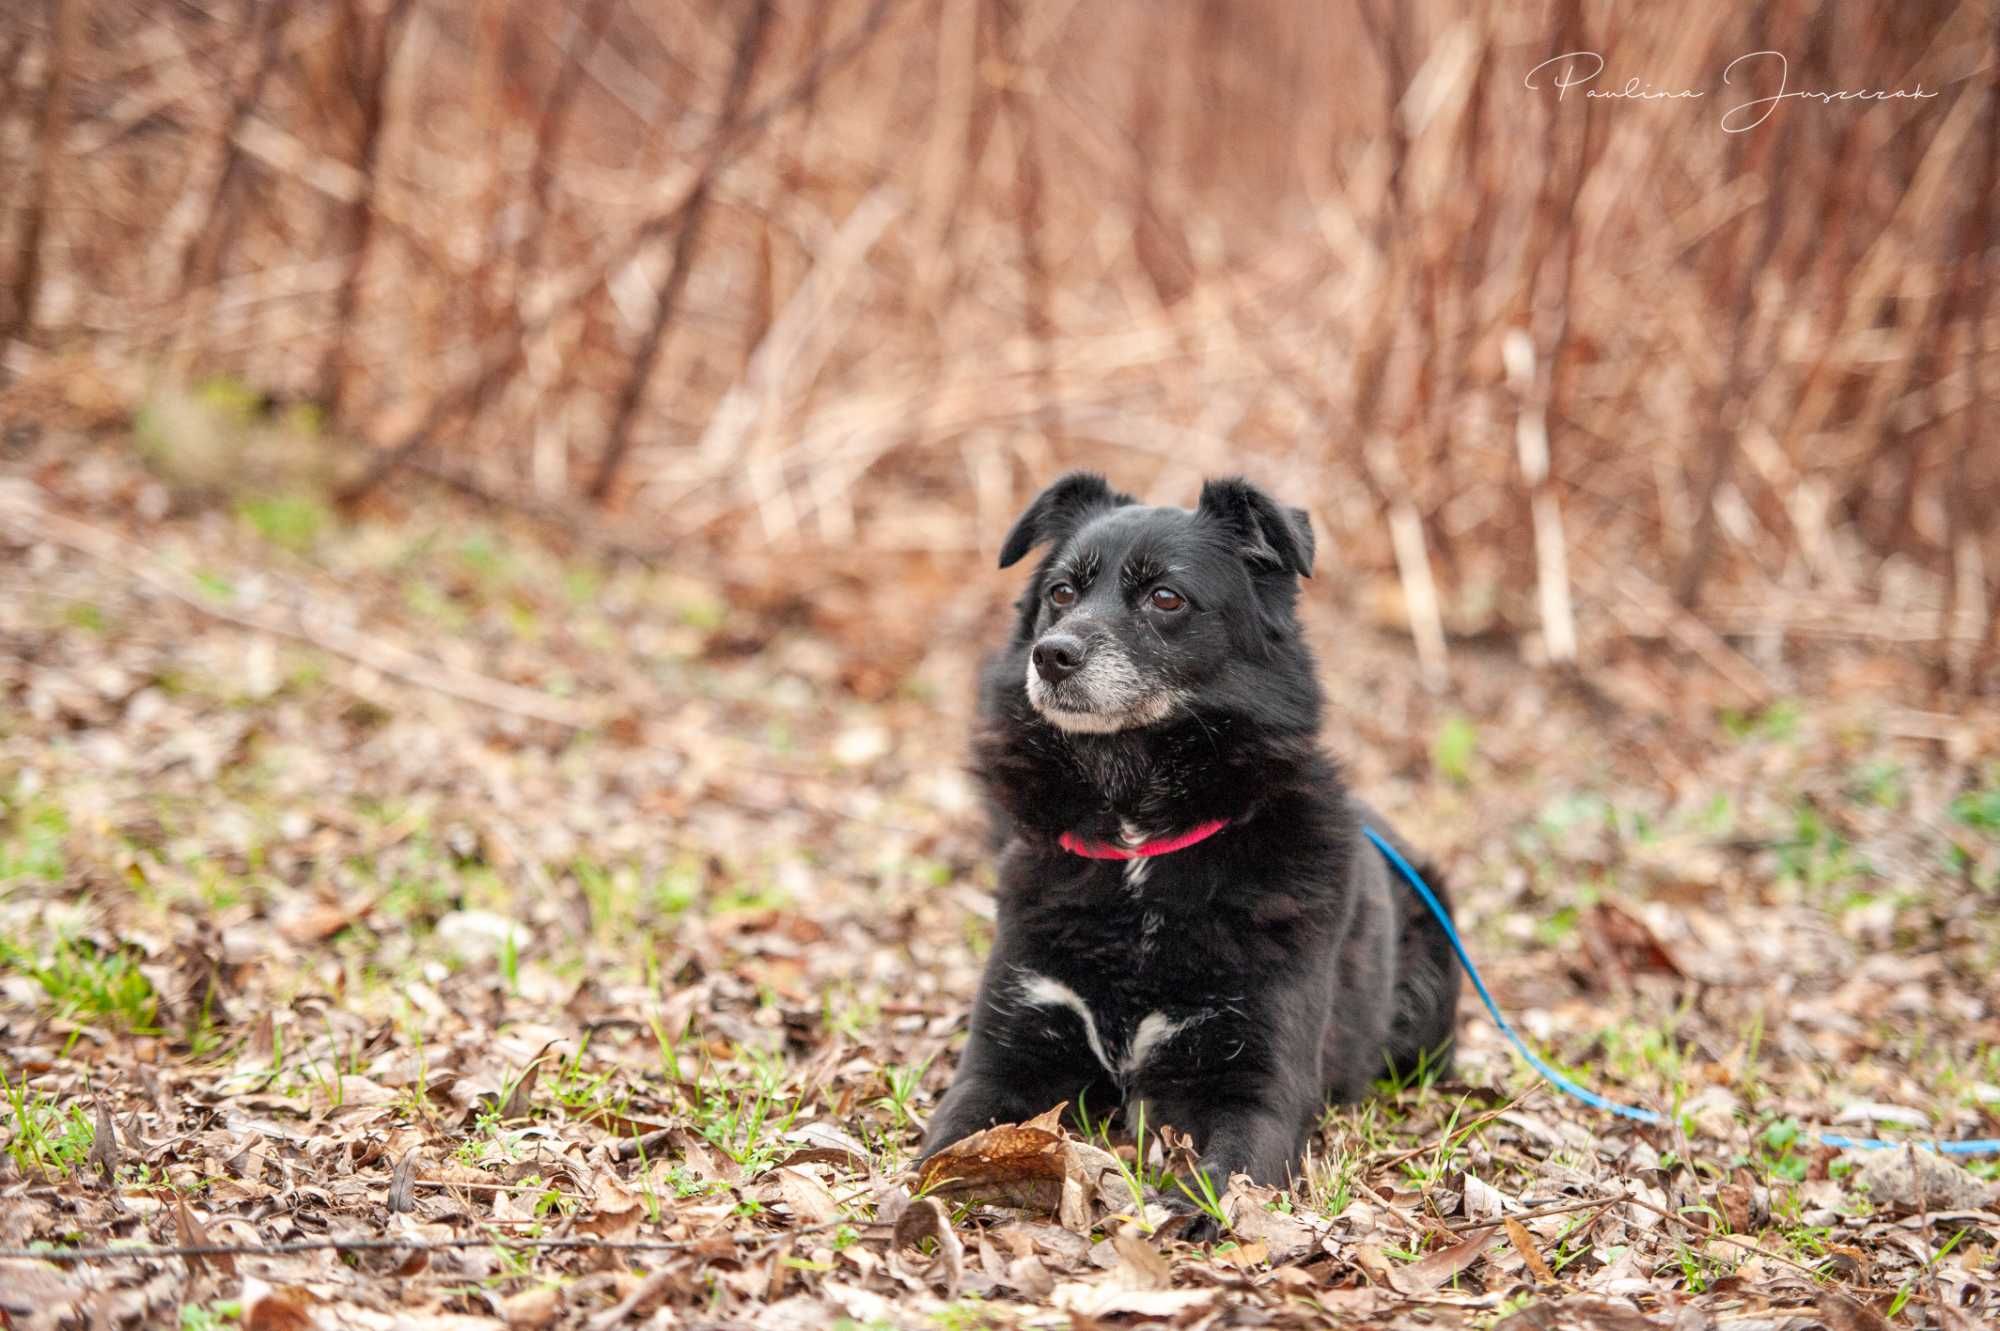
2,442,1998,1330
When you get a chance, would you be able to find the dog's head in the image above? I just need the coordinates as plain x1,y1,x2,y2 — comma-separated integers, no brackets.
996,473,1316,735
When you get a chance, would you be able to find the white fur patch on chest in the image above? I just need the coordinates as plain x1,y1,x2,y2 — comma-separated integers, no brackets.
1118,822,1153,891
1015,971,1201,1083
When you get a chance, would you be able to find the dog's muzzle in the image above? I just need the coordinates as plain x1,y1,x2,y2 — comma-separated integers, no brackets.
1030,632,1085,683
1024,632,1178,733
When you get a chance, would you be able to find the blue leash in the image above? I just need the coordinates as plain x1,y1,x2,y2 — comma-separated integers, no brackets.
1363,825,2000,1157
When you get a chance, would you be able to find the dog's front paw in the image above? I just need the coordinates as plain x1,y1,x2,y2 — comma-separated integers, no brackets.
1154,1180,1229,1245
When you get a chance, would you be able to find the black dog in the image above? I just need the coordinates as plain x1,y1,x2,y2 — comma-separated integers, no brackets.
920,473,1459,1219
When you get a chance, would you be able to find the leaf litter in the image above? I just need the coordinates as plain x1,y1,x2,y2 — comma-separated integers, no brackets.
0,443,1997,1328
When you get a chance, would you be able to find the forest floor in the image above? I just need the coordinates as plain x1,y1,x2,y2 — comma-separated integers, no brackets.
2,435,1998,1331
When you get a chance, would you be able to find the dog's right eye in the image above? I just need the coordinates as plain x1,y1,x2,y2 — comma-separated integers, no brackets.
1046,581,1077,608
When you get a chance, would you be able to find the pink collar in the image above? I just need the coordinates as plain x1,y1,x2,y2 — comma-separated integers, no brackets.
1057,818,1231,861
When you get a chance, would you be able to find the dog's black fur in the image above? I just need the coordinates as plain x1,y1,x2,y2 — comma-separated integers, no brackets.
920,473,1459,1215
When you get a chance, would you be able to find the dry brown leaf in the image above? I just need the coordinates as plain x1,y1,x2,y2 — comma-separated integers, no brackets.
573,1167,646,1241
498,1046,555,1121
975,1228,1008,1282
1211,1238,1268,1270
88,1099,119,1186
0,1261,84,1320
1494,1298,1664,1331
775,1167,841,1226
1815,1291,1895,1331
1504,1216,1556,1284
1580,901,1686,981
240,1278,318,1331
1006,1254,1056,1298
1849,1147,1999,1215
891,1196,964,1297
497,1285,562,1330
1220,1178,1323,1260
1051,1282,1218,1319
917,1102,1072,1211
992,1221,1092,1270
1109,1226,1172,1289
172,1195,237,1277
1351,1242,1398,1285
586,1266,688,1331
916,1101,1125,1231
1385,1228,1493,1296
386,1150,419,1213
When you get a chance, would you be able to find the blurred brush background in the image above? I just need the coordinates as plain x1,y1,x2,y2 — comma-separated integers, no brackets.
0,0,1995,697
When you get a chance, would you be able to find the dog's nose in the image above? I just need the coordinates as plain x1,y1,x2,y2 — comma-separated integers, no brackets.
1031,634,1085,683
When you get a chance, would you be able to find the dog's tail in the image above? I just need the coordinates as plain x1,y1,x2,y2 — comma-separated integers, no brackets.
1383,855,1461,1083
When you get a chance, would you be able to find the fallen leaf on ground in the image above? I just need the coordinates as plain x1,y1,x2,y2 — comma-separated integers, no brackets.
1504,1216,1555,1283
891,1196,964,1297
1386,1228,1494,1295
1109,1226,1172,1289
915,1102,1124,1230
1849,1147,1998,1215
1051,1282,1218,1319
1815,1290,1894,1331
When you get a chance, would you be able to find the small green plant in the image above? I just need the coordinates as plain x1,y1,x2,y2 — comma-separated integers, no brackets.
2,1072,96,1178
1172,1162,1231,1237
0,798,67,882
0,934,159,1031
693,1076,803,1175
1304,1149,1357,1219
1401,1092,1490,1189
237,495,329,553
1720,699,1801,743
178,1301,243,1331
1432,716,1478,785
1852,759,1905,810
1098,1101,1158,1227
498,927,520,993
929,1295,993,1331
1757,1116,1808,1183
62,602,107,633
875,1057,933,1133
1886,1223,1969,1317
1775,804,1866,895
1952,775,2000,835
1377,1038,1452,1097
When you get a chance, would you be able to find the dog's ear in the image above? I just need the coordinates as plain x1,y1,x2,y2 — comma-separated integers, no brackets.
1197,477,1314,578
997,472,1133,568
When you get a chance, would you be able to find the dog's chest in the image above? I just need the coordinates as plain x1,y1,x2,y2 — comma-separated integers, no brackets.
1008,968,1237,1090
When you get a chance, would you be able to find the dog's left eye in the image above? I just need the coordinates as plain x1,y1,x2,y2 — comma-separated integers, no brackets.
1148,587,1186,612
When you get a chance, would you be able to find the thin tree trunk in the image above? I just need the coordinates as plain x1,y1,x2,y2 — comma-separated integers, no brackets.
6,0,81,342
1676,4,1792,609
1946,7,1998,693
996,0,1053,436
588,0,773,505
179,0,287,296
319,0,415,417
